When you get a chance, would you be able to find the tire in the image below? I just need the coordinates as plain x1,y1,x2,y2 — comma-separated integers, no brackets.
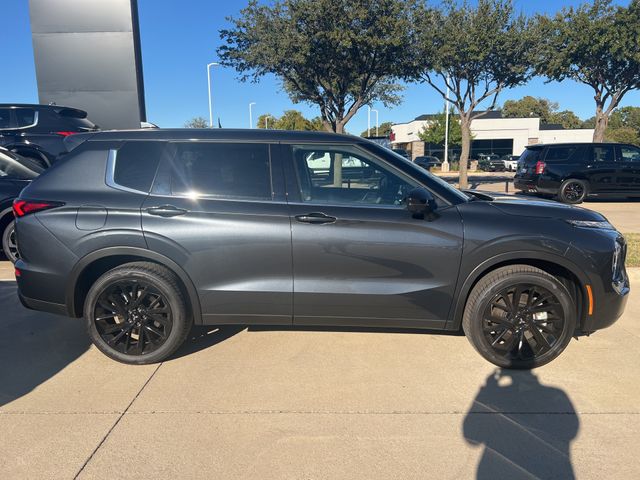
1,220,19,264
462,265,576,369
558,179,588,204
84,261,192,364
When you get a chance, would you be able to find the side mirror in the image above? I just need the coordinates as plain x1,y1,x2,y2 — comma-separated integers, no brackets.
406,187,436,219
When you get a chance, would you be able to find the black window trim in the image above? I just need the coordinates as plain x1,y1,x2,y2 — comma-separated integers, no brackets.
0,108,39,131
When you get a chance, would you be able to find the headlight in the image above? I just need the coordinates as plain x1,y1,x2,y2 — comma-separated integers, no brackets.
565,220,615,230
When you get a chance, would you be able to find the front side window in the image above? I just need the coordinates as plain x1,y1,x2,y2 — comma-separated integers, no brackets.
620,146,640,162
592,145,615,163
15,108,36,128
292,145,416,206
171,143,272,200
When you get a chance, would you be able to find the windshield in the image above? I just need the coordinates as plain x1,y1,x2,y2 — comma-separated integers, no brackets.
364,143,470,203
0,150,44,179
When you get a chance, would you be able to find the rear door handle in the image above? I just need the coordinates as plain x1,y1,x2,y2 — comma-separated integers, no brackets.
147,205,188,217
295,212,337,224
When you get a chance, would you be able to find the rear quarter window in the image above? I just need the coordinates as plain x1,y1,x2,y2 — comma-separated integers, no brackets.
544,146,578,162
112,141,164,192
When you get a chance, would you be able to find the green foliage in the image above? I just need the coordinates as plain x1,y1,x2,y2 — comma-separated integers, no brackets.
502,96,558,123
183,116,209,128
605,127,640,145
549,110,584,129
257,110,325,131
218,0,414,132
605,106,640,145
417,111,463,146
535,0,640,141
360,121,394,138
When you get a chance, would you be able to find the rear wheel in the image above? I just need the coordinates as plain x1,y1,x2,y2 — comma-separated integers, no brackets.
84,262,192,364
1,220,19,264
463,265,576,369
558,179,588,204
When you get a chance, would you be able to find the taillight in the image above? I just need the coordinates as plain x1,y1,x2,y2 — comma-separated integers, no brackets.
54,131,77,137
14,267,21,278
535,160,546,175
13,199,64,218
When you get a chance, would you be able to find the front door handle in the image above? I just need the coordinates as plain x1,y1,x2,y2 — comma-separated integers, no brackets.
295,212,337,224
147,205,188,217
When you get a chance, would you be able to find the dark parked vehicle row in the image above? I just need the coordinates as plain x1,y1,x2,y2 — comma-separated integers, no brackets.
0,104,98,168
414,155,442,171
0,147,44,263
514,142,640,203
14,130,629,369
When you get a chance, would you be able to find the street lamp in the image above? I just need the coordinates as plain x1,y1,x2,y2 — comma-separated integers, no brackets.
367,105,371,137
207,62,219,128
443,75,451,172
249,102,256,129
371,109,379,136
264,114,273,129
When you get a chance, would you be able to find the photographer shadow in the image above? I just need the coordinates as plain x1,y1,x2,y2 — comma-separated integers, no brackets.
463,369,579,480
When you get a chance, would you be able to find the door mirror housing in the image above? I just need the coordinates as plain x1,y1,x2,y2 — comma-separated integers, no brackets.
406,187,436,219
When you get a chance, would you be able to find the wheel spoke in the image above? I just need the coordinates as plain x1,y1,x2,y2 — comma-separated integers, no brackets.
144,324,166,339
528,324,552,352
146,312,170,326
99,320,128,335
108,323,134,345
490,327,510,346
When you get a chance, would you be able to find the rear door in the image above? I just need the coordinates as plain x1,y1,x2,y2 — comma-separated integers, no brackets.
284,143,463,329
617,145,640,194
585,144,619,193
141,141,292,325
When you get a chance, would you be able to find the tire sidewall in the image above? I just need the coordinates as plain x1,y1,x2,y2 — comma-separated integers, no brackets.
84,267,188,365
560,179,588,204
466,272,576,369
2,219,18,264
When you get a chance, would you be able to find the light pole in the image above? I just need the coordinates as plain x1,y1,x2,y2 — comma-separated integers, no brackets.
371,109,379,137
207,62,219,128
249,102,256,129
265,114,273,129
443,76,451,172
367,106,371,137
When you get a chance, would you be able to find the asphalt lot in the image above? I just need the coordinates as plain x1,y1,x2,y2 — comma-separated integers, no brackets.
1,194,639,479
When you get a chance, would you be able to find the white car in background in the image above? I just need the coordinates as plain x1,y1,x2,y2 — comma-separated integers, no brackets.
501,155,520,172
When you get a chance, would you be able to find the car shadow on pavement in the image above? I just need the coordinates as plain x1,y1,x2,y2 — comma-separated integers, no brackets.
0,281,90,408
171,325,246,359
463,369,579,480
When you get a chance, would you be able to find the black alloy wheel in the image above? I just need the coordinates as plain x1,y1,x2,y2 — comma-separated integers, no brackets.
2,220,19,263
93,280,172,356
85,262,192,364
559,179,587,204
463,265,576,369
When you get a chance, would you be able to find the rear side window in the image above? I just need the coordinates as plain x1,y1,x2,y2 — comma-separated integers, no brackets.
544,146,578,162
519,148,542,164
170,143,272,200
591,145,615,163
15,108,36,127
113,141,164,192
0,108,11,128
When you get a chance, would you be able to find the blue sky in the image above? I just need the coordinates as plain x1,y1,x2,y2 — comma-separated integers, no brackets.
2,0,638,133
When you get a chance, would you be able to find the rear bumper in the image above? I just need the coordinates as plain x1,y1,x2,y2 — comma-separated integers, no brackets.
18,290,69,316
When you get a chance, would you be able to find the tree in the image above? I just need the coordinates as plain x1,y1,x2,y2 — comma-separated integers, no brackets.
410,0,536,188
502,96,558,123
417,111,463,146
257,110,324,130
549,110,584,129
606,106,640,145
218,0,414,134
360,121,394,138
606,126,640,145
256,113,276,129
184,116,209,128
536,0,640,142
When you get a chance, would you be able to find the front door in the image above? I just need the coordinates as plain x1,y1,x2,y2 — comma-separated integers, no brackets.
617,144,640,194
284,144,463,329
141,141,293,325
586,144,619,193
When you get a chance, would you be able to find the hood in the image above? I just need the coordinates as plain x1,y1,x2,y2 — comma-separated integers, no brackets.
464,190,607,222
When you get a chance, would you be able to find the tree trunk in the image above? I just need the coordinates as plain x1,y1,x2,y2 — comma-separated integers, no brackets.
332,121,345,186
592,104,609,143
459,114,472,190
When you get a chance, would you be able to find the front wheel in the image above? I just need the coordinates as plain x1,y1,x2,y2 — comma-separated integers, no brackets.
463,265,576,369
2,220,19,263
558,179,588,204
84,262,192,364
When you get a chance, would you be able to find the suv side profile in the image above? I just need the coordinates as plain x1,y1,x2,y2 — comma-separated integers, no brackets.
14,130,629,369
0,104,98,168
514,142,640,203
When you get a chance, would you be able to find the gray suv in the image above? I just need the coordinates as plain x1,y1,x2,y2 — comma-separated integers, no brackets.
14,130,629,368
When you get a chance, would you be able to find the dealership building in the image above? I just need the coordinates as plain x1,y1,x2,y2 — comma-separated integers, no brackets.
391,111,595,161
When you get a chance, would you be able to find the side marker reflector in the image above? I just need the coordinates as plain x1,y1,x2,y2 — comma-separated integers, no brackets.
585,285,594,316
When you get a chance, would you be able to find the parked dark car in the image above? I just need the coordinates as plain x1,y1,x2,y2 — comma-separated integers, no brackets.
414,155,442,171
514,142,640,203
0,104,98,168
478,154,505,172
14,130,629,369
0,147,44,262
391,148,410,160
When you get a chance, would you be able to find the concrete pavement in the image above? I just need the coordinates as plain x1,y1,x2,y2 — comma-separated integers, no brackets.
0,269,638,479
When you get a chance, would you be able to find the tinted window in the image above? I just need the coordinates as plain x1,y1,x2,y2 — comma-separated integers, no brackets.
545,146,578,162
592,145,615,163
15,108,36,127
519,148,542,165
171,143,272,200
621,145,640,162
0,109,11,128
293,145,416,206
0,150,42,179
114,141,164,192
